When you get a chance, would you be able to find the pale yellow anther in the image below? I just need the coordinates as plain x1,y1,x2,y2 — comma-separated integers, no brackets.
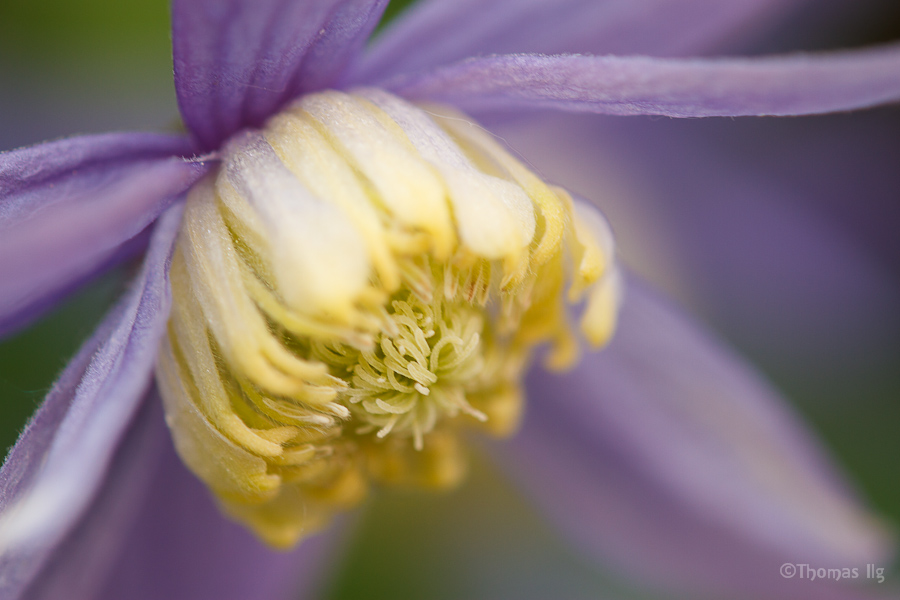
157,88,622,549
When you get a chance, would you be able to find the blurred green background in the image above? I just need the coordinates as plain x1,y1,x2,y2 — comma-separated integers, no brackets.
1,1,898,598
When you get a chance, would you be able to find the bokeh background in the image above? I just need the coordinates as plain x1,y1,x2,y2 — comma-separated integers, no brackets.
1,1,899,598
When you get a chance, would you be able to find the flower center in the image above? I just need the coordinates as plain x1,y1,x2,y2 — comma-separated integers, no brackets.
157,88,621,548
318,276,490,449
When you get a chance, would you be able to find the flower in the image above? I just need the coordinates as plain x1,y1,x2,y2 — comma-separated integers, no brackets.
160,88,622,547
1,1,899,599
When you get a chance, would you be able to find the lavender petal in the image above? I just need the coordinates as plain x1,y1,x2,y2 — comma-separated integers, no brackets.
0,133,206,337
172,0,388,151
19,392,168,600
386,45,900,117
497,280,892,598
23,392,341,600
492,110,900,364
0,206,185,598
355,0,806,84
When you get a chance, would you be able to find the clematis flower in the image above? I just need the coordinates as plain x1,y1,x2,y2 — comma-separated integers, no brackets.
1,1,899,599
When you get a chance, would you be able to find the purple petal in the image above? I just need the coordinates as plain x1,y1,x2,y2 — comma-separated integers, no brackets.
0,206,184,598
354,0,806,84
497,280,892,598
24,392,343,600
18,392,168,600
602,117,900,365
0,133,207,337
492,110,900,364
172,0,388,151
385,45,900,117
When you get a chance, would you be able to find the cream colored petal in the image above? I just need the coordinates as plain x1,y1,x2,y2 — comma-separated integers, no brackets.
571,197,622,347
358,89,536,266
428,107,567,269
570,196,616,296
265,113,401,291
168,253,296,457
297,91,455,259
178,183,336,398
220,132,370,320
157,335,281,504
581,266,623,348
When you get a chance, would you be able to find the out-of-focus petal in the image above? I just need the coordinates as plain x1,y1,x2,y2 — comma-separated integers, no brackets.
495,280,892,599
0,133,207,337
23,393,343,600
0,206,185,598
172,0,388,151
607,117,900,365
386,45,900,117
493,111,900,365
355,0,808,84
18,392,168,600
